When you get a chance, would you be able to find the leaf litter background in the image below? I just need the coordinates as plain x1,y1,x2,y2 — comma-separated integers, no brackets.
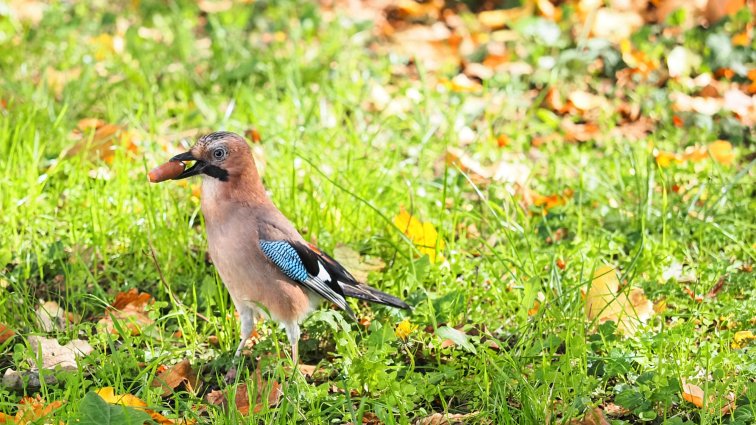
0,0,755,423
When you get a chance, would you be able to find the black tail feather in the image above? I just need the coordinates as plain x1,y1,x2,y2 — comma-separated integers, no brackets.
340,283,411,310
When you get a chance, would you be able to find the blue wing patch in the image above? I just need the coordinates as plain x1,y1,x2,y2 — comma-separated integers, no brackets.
259,240,308,282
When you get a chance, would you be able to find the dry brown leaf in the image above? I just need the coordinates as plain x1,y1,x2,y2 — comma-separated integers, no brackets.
332,244,386,283
28,335,93,371
65,119,137,163
414,412,477,425
205,369,282,415
387,23,459,71
585,265,654,335
151,359,199,397
562,120,600,143
445,147,530,188
0,323,14,344
602,402,630,417
570,407,610,425
98,288,154,336
35,300,80,332
706,275,727,298
567,90,607,113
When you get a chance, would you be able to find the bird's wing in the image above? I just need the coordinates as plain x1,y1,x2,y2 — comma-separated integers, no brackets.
258,240,355,318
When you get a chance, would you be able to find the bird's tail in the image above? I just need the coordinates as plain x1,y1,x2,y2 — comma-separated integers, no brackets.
340,283,411,310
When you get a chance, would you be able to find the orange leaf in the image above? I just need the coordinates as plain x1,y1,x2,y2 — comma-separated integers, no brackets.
527,300,540,316
151,359,199,397
0,323,14,343
10,395,65,424
708,140,734,165
98,288,154,336
682,381,705,408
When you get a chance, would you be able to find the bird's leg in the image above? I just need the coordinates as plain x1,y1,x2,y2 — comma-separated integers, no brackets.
284,322,300,365
235,308,257,357
226,305,256,384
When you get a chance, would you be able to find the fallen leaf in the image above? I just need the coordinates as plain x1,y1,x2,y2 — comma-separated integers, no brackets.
602,402,630,417
705,0,745,23
569,407,609,425
332,244,386,283
731,330,756,349
0,323,14,343
478,6,532,29
65,119,137,164
393,208,445,262
444,147,531,188
585,265,654,335
527,300,540,316
708,140,734,165
151,359,199,397
205,369,281,415
414,412,478,425
706,275,727,298
567,90,606,113
76,391,151,425
681,380,705,408
29,335,93,371
98,288,155,336
35,300,80,332
97,387,178,424
562,120,600,143
1,395,64,425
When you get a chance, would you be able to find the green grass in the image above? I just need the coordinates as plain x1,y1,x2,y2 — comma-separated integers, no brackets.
1,1,755,424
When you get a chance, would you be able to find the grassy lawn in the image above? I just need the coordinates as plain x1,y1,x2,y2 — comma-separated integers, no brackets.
0,0,754,423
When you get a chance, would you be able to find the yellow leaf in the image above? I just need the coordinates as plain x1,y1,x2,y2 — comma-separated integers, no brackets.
708,140,734,165
96,387,176,424
585,265,654,335
395,319,417,341
394,208,445,263
97,387,147,408
731,330,755,349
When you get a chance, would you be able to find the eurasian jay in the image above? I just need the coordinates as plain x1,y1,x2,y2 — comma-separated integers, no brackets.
166,131,410,363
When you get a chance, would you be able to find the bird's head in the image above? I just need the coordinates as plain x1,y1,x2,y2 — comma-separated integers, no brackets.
170,131,253,182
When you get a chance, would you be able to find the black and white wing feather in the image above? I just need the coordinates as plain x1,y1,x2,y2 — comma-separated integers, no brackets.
259,240,355,317
259,240,410,318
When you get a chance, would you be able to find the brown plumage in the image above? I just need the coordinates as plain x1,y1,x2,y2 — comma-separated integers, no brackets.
165,131,409,363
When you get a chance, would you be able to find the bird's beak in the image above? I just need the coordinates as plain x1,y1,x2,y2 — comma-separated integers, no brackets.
170,151,205,179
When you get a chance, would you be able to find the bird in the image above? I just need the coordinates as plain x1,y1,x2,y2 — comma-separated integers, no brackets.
166,131,410,364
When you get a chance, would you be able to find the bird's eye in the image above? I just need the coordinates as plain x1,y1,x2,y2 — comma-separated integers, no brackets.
212,148,226,160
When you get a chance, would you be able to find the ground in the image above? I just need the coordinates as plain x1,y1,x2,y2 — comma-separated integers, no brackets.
0,0,754,424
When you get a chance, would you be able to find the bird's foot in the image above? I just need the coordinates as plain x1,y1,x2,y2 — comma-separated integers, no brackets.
224,366,238,384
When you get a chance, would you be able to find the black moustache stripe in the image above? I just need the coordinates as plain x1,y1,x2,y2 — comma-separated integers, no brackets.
203,165,229,181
